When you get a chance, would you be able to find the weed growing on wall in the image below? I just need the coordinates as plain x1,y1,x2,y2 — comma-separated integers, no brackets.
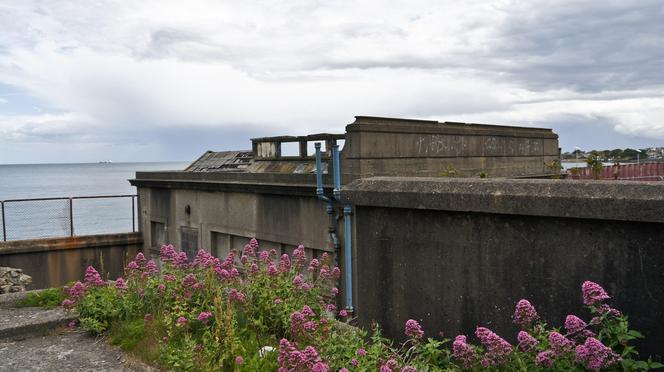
61,240,662,371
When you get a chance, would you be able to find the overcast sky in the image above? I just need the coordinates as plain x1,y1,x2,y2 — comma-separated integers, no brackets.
1,0,663,163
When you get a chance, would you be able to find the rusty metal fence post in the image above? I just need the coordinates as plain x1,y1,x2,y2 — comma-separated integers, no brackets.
1,201,5,241
69,197,74,237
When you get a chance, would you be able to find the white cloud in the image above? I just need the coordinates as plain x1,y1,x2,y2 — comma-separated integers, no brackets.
0,0,662,163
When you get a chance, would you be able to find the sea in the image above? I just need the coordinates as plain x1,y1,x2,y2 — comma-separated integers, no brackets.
0,162,189,241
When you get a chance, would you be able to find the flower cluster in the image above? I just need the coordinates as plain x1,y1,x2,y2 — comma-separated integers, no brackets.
475,326,513,366
575,337,620,371
84,266,104,287
517,331,538,352
513,299,538,328
581,281,610,306
452,335,477,369
404,319,424,340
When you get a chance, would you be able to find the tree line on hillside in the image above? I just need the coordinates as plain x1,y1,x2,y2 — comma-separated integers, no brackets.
562,148,660,161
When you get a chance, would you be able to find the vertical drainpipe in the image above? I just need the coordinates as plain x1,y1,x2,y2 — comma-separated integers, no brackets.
332,144,353,313
316,143,353,313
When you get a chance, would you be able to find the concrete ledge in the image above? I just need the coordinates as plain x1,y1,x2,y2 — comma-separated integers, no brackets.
341,177,664,223
0,306,75,341
0,232,142,255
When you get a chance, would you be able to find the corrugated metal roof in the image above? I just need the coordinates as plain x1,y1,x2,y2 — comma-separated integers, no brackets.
185,151,253,172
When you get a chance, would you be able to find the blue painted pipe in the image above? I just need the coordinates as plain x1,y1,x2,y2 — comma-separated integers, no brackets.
332,144,341,201
343,205,354,312
315,143,332,203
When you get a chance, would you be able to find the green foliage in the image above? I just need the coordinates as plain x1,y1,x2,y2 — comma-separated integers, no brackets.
586,151,604,179
16,288,65,309
478,171,489,178
439,164,460,177
76,285,121,333
61,244,662,371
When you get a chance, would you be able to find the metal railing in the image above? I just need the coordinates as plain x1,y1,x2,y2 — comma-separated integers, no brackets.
1,194,137,242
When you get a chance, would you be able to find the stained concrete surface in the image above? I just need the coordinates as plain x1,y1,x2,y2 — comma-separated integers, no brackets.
0,329,147,371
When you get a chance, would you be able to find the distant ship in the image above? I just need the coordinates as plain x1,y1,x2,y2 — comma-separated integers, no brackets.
98,160,113,164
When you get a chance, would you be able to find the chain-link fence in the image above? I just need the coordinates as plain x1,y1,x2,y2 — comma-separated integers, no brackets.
1,195,136,241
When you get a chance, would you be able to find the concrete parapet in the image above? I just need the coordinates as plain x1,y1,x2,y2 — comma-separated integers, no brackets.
342,177,664,359
0,233,142,289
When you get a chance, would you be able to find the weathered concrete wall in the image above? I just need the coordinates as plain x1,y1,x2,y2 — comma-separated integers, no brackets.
342,177,664,359
132,172,337,261
342,116,560,179
0,233,142,289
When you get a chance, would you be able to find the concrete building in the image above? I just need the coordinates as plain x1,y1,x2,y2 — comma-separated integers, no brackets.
130,115,560,260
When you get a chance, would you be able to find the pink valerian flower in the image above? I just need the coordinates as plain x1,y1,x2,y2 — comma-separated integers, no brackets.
278,338,323,370
242,244,255,258
405,319,424,340
235,356,244,365
311,362,329,372
381,359,398,372
68,281,86,299
575,337,621,371
331,267,341,278
564,315,588,335
174,252,189,268
115,277,128,291
597,304,622,317
401,367,418,372
279,254,291,273
535,350,555,368
159,244,177,263
513,299,539,328
339,309,348,317
197,311,213,325
452,335,477,369
249,237,259,250
183,273,198,288
176,316,188,327
330,287,339,296
293,274,304,288
517,331,539,352
308,258,320,272
267,263,278,276
158,283,166,292
325,304,337,313
301,305,315,316
250,262,259,274
134,252,146,265
164,273,177,282
84,266,104,287
274,298,282,305
144,260,158,275
193,249,214,268
126,261,140,270
259,250,270,262
67,319,78,328
340,368,350,372
351,359,359,367
229,289,246,303
61,299,75,308
357,348,367,357
293,245,306,266
318,265,330,279
475,327,513,366
548,331,574,355
240,255,248,264
582,281,610,306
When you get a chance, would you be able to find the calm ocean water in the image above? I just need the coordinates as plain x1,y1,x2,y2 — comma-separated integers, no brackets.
0,162,189,240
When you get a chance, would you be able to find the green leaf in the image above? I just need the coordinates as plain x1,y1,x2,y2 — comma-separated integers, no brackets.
650,362,664,369
628,330,645,339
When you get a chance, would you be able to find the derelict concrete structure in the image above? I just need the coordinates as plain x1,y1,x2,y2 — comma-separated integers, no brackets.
130,116,664,357
130,115,560,259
